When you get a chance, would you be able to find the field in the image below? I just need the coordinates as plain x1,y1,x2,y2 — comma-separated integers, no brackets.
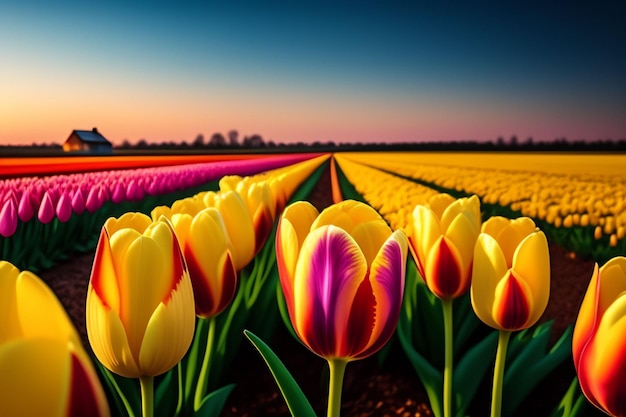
1,150,624,417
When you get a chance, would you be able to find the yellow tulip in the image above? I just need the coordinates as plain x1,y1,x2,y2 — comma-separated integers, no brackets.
86,212,195,378
219,176,276,255
0,261,109,417
203,190,257,271
471,216,550,331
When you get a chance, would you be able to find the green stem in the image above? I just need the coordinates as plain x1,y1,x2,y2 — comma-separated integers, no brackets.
140,376,154,417
327,359,348,417
194,317,216,410
442,298,453,417
175,361,183,417
491,330,512,417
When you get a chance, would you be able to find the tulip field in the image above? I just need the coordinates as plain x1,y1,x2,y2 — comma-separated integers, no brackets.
1,150,625,417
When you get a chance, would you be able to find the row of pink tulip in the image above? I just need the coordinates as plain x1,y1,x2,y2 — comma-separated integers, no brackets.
0,153,322,238
0,154,325,272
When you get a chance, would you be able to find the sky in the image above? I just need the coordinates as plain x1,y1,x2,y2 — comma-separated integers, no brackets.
1,1,625,146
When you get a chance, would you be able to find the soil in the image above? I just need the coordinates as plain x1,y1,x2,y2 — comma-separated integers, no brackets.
37,164,602,416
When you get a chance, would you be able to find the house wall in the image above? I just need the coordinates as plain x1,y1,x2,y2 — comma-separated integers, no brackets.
62,135,88,152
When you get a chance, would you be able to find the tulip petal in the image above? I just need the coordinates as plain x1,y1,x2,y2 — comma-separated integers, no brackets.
0,339,70,416
350,220,393,266
90,228,121,314
294,225,367,358
312,200,385,235
471,233,509,329
68,350,111,417
492,270,533,330
277,202,319,319
215,191,255,270
86,288,140,377
15,270,82,345
424,236,465,298
511,231,550,326
580,292,626,415
357,230,407,359
139,274,195,376
0,261,21,342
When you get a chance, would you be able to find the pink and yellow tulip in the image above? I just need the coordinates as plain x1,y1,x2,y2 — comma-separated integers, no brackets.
471,216,550,331
0,261,109,417
276,199,408,361
86,212,196,378
573,256,626,417
407,193,482,299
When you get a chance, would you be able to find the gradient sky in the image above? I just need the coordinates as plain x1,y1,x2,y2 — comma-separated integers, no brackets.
1,1,625,146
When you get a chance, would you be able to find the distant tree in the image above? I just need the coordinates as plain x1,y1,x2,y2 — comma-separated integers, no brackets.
192,134,205,148
242,134,265,148
228,130,239,147
121,139,132,148
509,135,518,147
137,139,148,148
209,133,226,148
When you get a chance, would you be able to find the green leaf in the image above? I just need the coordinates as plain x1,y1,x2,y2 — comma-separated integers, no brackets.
453,331,498,416
155,367,178,417
244,330,317,417
94,360,140,417
397,313,443,417
550,377,588,417
503,323,574,416
194,384,236,417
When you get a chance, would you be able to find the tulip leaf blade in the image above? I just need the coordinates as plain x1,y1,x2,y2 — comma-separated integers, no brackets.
194,383,235,417
549,376,588,417
453,330,499,417
503,322,573,417
244,329,317,417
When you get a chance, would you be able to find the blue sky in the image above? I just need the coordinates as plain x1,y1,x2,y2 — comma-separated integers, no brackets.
1,1,625,145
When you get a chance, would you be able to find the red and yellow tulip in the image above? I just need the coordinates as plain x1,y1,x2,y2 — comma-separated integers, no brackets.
407,194,482,299
276,199,408,360
471,216,550,331
169,208,238,319
573,256,626,416
86,212,195,378
0,261,109,417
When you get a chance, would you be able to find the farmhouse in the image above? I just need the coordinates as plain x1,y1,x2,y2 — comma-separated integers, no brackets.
63,128,113,153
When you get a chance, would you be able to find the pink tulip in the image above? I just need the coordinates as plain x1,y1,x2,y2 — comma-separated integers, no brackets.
38,191,56,224
0,198,18,237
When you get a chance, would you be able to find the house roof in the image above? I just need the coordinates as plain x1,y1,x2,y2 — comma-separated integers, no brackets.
72,129,111,145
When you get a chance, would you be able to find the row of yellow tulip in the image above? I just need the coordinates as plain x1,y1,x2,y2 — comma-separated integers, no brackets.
337,152,626,254
333,154,440,231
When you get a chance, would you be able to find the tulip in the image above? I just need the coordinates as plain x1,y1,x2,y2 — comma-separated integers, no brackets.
56,192,73,223
407,193,481,299
406,193,481,417
471,216,550,417
203,190,257,271
38,191,56,224
86,212,195,417
573,256,626,416
171,208,237,319
276,199,407,417
219,176,276,256
169,207,238,410
471,216,550,331
0,261,109,417
0,197,18,237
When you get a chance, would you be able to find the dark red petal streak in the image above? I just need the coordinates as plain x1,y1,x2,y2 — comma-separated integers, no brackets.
495,271,531,330
68,353,106,417
429,238,463,298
